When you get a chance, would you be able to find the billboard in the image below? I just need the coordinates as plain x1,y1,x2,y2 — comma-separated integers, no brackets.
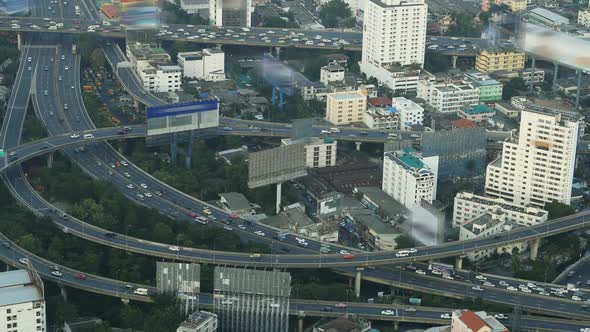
120,0,160,30
248,144,307,189
518,23,590,72
0,0,29,14
146,99,219,136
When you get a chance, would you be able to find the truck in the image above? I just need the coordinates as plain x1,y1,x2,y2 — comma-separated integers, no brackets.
133,288,149,296
71,44,77,55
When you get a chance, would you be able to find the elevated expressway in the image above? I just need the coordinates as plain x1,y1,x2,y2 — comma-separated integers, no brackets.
0,0,589,322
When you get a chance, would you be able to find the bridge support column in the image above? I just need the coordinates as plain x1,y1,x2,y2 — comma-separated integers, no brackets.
530,239,540,260
134,99,140,112
394,321,399,331
298,313,305,332
47,152,54,169
552,62,559,93
455,256,463,270
452,55,458,69
355,268,363,298
275,47,281,59
355,142,361,151
575,70,582,110
5,264,10,272
185,131,194,169
17,33,21,51
121,298,130,305
170,133,178,164
529,56,536,93
60,285,68,302
276,182,282,215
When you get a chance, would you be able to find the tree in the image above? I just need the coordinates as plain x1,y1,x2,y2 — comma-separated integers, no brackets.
90,48,105,70
262,16,288,28
424,50,449,73
319,0,353,28
545,201,576,220
446,14,481,37
502,77,527,100
395,235,415,249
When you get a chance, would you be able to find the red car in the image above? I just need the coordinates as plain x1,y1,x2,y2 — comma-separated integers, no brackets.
334,303,347,308
74,273,87,280
114,161,122,167
187,211,197,218
343,255,355,260
229,213,238,219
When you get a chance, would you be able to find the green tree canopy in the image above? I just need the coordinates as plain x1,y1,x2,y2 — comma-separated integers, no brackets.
319,0,354,28
502,77,527,100
446,13,481,37
545,201,576,219
424,50,449,73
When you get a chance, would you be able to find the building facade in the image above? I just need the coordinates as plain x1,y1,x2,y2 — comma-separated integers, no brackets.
180,0,209,14
391,96,424,129
485,109,579,207
453,192,548,227
178,48,225,81
209,0,252,27
177,311,218,332
464,71,503,102
382,147,438,207
579,9,590,28
452,310,510,332
0,270,46,332
475,49,526,74
363,107,400,130
325,91,367,124
281,137,337,168
213,267,291,332
458,104,496,123
320,63,345,86
417,80,480,113
493,0,527,11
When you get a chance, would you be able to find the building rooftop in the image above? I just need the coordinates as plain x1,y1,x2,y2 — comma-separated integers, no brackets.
459,310,489,331
322,62,345,72
315,317,358,332
0,285,42,306
456,192,547,217
451,118,478,129
329,92,365,100
261,205,314,229
219,192,251,211
0,269,31,288
530,7,569,24
354,187,408,218
282,136,326,146
385,147,428,172
349,210,399,235
368,96,392,107
461,104,495,115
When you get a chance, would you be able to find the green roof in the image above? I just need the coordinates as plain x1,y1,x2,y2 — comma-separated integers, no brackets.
464,104,494,115
398,153,424,169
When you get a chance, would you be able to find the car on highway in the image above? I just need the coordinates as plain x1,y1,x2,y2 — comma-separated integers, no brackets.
50,265,61,271
144,192,152,198
104,232,117,238
404,307,416,312
442,274,454,280
202,208,211,215
64,103,68,110
339,250,350,255
224,225,233,231
580,328,590,332
74,273,87,280
573,295,583,301
249,253,260,258
44,90,48,96
472,286,483,291
494,314,507,320
506,286,517,291
415,270,426,275
154,191,163,196
58,75,62,80
238,224,246,230
440,313,451,319
123,172,131,178
70,134,80,139
381,310,395,316
51,271,63,277
322,306,333,312
121,160,129,166
499,281,509,287
168,246,181,252
83,134,94,139
254,231,266,236
342,255,355,260
475,275,486,281
126,184,134,189
334,303,347,308
140,183,147,189
19,258,29,264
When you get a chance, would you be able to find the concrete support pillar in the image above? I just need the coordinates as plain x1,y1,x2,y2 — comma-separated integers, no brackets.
170,133,178,164
349,277,353,287
5,264,10,272
452,55,458,69
552,62,559,93
134,98,139,112
185,131,193,169
276,182,282,215
121,298,130,305
275,47,281,59
60,285,68,302
355,142,361,151
575,70,582,110
529,57,536,93
47,152,54,168
17,33,21,51
355,268,363,298
530,239,540,260
394,321,399,331
455,256,463,270
298,314,304,332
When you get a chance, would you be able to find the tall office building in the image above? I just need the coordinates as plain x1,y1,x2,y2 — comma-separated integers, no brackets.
361,0,427,67
213,267,291,332
0,269,46,332
485,109,579,207
209,0,252,27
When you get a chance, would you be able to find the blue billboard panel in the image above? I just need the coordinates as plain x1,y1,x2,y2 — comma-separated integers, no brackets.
146,99,219,136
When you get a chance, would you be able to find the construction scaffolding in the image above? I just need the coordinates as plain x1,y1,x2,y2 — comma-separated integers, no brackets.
213,267,291,332
421,127,487,178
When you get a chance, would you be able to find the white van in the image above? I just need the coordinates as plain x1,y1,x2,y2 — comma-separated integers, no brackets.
134,288,148,296
329,127,341,133
83,134,94,139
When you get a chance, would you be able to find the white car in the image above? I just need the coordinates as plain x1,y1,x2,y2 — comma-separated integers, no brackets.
580,328,590,332
254,231,265,236
19,258,29,264
494,314,507,320
126,184,134,189
70,134,80,139
51,271,63,277
238,224,246,230
140,183,147,189
440,313,451,319
144,192,152,198
340,250,350,255
520,288,532,293
483,282,495,287
499,281,509,287
572,295,582,301
472,286,483,291
415,270,426,275
168,246,180,252
475,275,487,281
407,248,417,253
431,269,442,275
381,310,395,316
224,226,233,231
442,274,454,280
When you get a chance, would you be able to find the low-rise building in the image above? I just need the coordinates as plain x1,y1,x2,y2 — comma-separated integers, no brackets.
494,0,526,11
262,204,339,242
392,97,424,129
493,68,545,84
493,101,520,118
360,63,434,94
458,104,496,123
464,71,503,102
219,192,255,217
177,48,225,82
453,192,548,227
579,9,590,28
320,62,345,86
180,0,209,15
417,80,480,113
460,211,528,261
529,7,569,28
382,147,438,208
281,136,337,168
353,186,408,222
216,145,248,165
452,310,510,332
476,48,526,74
325,90,367,125
0,270,46,332
347,210,402,251
177,311,217,332
312,317,371,332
